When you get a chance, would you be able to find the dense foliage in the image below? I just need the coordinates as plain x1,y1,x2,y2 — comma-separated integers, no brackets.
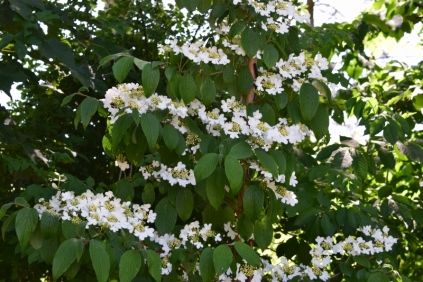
0,0,422,281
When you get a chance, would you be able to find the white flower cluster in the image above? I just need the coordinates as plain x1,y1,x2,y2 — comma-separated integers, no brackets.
234,0,309,23
263,225,398,282
34,190,157,240
159,39,230,65
140,160,196,187
217,225,397,282
274,52,329,92
103,84,310,151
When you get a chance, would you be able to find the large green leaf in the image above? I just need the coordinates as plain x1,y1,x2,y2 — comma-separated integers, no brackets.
206,167,226,210
80,97,99,129
254,218,273,249
224,156,243,193
228,141,253,159
155,198,177,234
243,185,264,221
89,240,110,282
194,153,220,181
119,250,141,282
213,245,233,276
15,208,38,251
52,238,83,280
200,76,216,106
263,44,278,68
146,249,161,282
255,149,279,178
241,28,259,58
111,114,133,151
200,248,215,282
163,124,180,151
113,56,134,83
299,83,319,121
141,113,161,150
234,242,261,267
238,66,254,96
142,63,160,97
180,73,197,104
40,211,59,239
176,188,194,221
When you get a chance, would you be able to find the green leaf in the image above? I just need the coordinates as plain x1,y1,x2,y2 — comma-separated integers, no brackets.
146,249,161,282
310,105,329,140
238,66,254,96
113,56,134,83
14,197,30,207
182,0,198,11
234,242,261,267
141,113,161,150
114,178,134,201
155,198,177,234
194,153,220,181
384,122,398,145
0,203,12,220
237,215,254,240
243,185,264,221
15,208,38,250
367,272,391,282
229,21,246,38
213,245,233,276
111,114,133,150
180,73,197,104
275,92,288,109
263,44,278,68
223,64,235,83
254,218,273,249
206,167,226,210
228,141,253,159
197,0,211,13
200,76,216,106
40,211,59,239
99,53,121,67
176,188,194,221
224,156,243,193
142,63,160,97
200,248,215,282
299,83,319,121
269,149,286,175
142,183,156,205
89,240,110,282
53,238,83,280
163,124,180,151
134,58,149,70
255,149,279,178
320,213,336,236
241,28,259,58
80,97,99,129
61,93,77,107
353,255,371,268
377,147,395,170
119,250,141,282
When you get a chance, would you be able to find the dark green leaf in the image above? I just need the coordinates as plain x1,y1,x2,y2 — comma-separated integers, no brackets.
52,238,82,280
243,185,264,221
206,167,226,210
163,124,180,151
15,208,38,250
228,141,253,159
255,149,278,178
89,240,110,282
61,93,77,107
321,213,336,236
155,198,177,234
263,44,278,68
241,28,259,58
111,114,133,151
119,250,141,282
310,105,329,140
146,249,161,282
224,156,243,193
80,97,99,129
238,66,254,96
234,242,261,267
194,153,220,181
200,77,216,106
141,113,161,150
40,212,59,239
200,248,215,282
142,63,160,97
299,83,319,121
213,245,233,276
396,142,423,162
180,73,197,104
367,272,391,282
254,218,273,249
176,189,194,221
384,122,398,145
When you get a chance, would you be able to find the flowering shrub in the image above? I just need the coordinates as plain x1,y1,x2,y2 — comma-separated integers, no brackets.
1,0,422,281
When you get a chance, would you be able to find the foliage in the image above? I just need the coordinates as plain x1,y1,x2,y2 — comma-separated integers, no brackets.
0,0,423,281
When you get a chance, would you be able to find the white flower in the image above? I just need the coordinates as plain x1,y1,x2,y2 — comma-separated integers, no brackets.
289,172,298,186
